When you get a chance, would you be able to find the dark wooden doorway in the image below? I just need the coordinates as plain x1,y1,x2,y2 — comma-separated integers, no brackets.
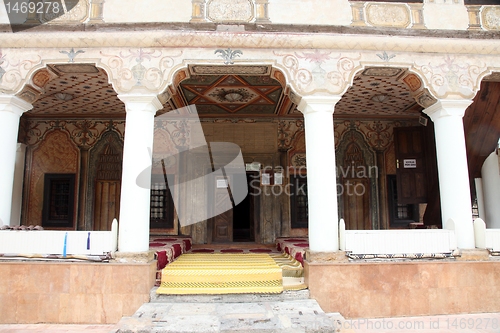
393,126,427,204
211,172,256,243
233,172,257,242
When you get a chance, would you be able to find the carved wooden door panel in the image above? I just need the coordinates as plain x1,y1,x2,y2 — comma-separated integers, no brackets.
212,177,233,243
92,142,122,231
94,180,120,231
343,178,370,230
394,127,427,204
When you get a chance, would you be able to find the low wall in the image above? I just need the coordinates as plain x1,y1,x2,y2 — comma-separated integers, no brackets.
0,260,156,324
305,259,500,319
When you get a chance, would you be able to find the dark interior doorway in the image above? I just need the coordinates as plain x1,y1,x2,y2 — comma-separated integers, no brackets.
232,172,257,242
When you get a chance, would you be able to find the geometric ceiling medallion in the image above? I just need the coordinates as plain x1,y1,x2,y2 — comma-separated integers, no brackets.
178,73,283,116
207,87,258,104
55,93,74,101
371,94,389,103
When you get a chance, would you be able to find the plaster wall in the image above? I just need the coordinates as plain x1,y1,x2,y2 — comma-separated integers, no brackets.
103,0,191,23
268,0,352,26
423,2,469,30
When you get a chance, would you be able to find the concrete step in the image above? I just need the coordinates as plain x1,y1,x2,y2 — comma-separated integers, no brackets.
150,287,311,303
115,299,345,333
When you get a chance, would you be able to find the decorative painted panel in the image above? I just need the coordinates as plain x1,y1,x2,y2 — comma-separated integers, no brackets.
207,0,254,23
26,130,79,226
482,6,500,30
366,3,411,28
22,119,125,148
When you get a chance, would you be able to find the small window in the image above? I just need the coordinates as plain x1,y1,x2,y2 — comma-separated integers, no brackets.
42,174,76,228
290,175,308,229
150,176,175,229
387,175,419,228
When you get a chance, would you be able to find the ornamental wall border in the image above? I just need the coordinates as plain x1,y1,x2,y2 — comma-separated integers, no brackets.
1,47,499,103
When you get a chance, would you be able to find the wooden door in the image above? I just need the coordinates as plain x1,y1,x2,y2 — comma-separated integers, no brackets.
212,177,233,243
93,180,120,231
343,178,371,230
394,127,427,204
92,141,122,231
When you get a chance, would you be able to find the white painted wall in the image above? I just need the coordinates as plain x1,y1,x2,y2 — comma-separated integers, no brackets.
423,1,469,30
103,0,191,23
482,151,500,228
269,0,352,26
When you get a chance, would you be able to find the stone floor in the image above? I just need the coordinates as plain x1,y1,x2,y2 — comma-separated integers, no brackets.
2,287,499,333
2,312,500,333
1,311,500,332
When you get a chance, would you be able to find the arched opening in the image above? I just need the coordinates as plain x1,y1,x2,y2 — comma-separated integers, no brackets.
164,64,299,244
334,66,440,230
18,63,127,231
464,73,500,228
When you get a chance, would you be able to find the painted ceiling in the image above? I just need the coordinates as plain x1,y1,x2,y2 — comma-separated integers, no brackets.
26,64,424,119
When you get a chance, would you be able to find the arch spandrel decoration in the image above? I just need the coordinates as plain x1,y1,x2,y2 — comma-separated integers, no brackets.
2,46,499,104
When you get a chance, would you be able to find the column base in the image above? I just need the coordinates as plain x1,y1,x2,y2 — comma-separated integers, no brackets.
114,250,155,263
455,248,490,261
305,250,349,263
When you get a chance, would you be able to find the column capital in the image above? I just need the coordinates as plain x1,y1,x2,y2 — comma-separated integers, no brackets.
423,99,473,122
297,95,342,116
0,94,33,116
117,94,164,114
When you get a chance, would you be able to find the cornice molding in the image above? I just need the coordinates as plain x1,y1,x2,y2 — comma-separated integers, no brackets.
1,24,500,55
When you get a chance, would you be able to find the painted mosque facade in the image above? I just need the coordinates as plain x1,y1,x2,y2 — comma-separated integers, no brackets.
1,0,500,324
1,0,500,253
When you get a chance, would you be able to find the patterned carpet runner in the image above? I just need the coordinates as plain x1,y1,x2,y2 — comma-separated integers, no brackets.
157,253,284,295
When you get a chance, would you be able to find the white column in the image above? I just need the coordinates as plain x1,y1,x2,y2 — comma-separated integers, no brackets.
11,143,27,226
0,95,32,227
424,99,475,248
298,95,341,252
117,94,162,252
474,178,485,220
481,151,500,228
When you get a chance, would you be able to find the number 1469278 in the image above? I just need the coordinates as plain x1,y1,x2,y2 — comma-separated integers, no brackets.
5,1,62,15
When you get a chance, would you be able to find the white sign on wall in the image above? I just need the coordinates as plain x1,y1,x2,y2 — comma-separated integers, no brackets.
216,178,228,188
403,159,417,168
